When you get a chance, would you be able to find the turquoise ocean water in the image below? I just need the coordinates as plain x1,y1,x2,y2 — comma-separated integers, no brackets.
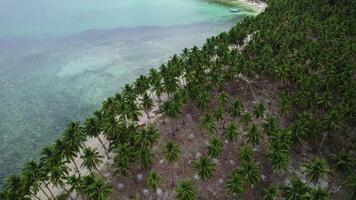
0,0,252,185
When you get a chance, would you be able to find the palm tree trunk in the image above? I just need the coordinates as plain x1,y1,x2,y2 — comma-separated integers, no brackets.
95,166,109,183
318,132,328,154
42,181,56,199
38,185,50,200
145,111,152,124
29,190,41,200
63,186,74,200
72,159,81,177
97,137,110,159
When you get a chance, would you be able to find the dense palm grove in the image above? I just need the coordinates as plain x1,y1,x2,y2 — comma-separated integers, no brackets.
1,0,355,199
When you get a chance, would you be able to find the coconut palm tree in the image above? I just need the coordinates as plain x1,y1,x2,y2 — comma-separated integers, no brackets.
87,176,112,200
141,92,154,124
303,158,329,185
163,141,181,186
262,115,279,136
253,101,266,119
226,170,245,198
135,125,160,148
85,117,110,159
207,137,224,158
217,91,230,108
305,187,329,200
246,124,262,146
175,179,198,200
241,111,253,127
192,156,216,181
228,99,243,118
113,144,132,176
267,146,290,172
66,175,82,198
214,106,224,129
162,99,182,135
262,185,279,200
224,122,239,142
2,175,28,200
330,151,354,174
146,171,161,191
195,90,210,111
282,177,309,200
81,147,108,182
135,146,153,169
22,161,49,200
239,145,253,163
239,160,261,188
199,114,217,136
48,162,73,200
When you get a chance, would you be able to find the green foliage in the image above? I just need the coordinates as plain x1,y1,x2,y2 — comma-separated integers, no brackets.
226,170,245,197
239,145,253,163
246,124,262,146
199,114,218,135
282,177,309,200
207,137,224,158
192,156,216,181
262,185,279,200
224,122,240,142
303,158,329,184
146,171,161,191
175,179,198,200
229,99,243,118
163,141,181,164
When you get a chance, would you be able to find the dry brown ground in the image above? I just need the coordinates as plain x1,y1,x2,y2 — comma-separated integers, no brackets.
100,76,304,200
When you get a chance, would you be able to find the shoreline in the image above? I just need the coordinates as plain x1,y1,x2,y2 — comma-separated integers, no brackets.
235,0,267,13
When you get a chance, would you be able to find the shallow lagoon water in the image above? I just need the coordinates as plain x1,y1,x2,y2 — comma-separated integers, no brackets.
0,0,252,184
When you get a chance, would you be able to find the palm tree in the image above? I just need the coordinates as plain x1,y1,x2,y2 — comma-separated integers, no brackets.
175,179,198,200
214,106,224,129
217,91,230,108
192,156,216,181
239,160,261,188
141,92,154,124
239,145,253,163
135,125,159,148
303,158,329,185
330,151,354,174
146,171,161,191
199,114,217,136
246,124,262,146
224,122,240,142
113,144,132,176
66,175,82,198
22,161,49,200
262,185,279,200
49,162,73,200
305,187,329,200
87,176,113,200
85,117,110,159
241,112,253,127
81,147,108,182
282,177,309,200
163,141,181,186
226,170,245,198
135,146,153,169
3,175,28,200
228,99,243,118
195,90,210,111
262,115,279,136
253,101,266,119
162,100,182,135
267,146,290,172
207,137,224,158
